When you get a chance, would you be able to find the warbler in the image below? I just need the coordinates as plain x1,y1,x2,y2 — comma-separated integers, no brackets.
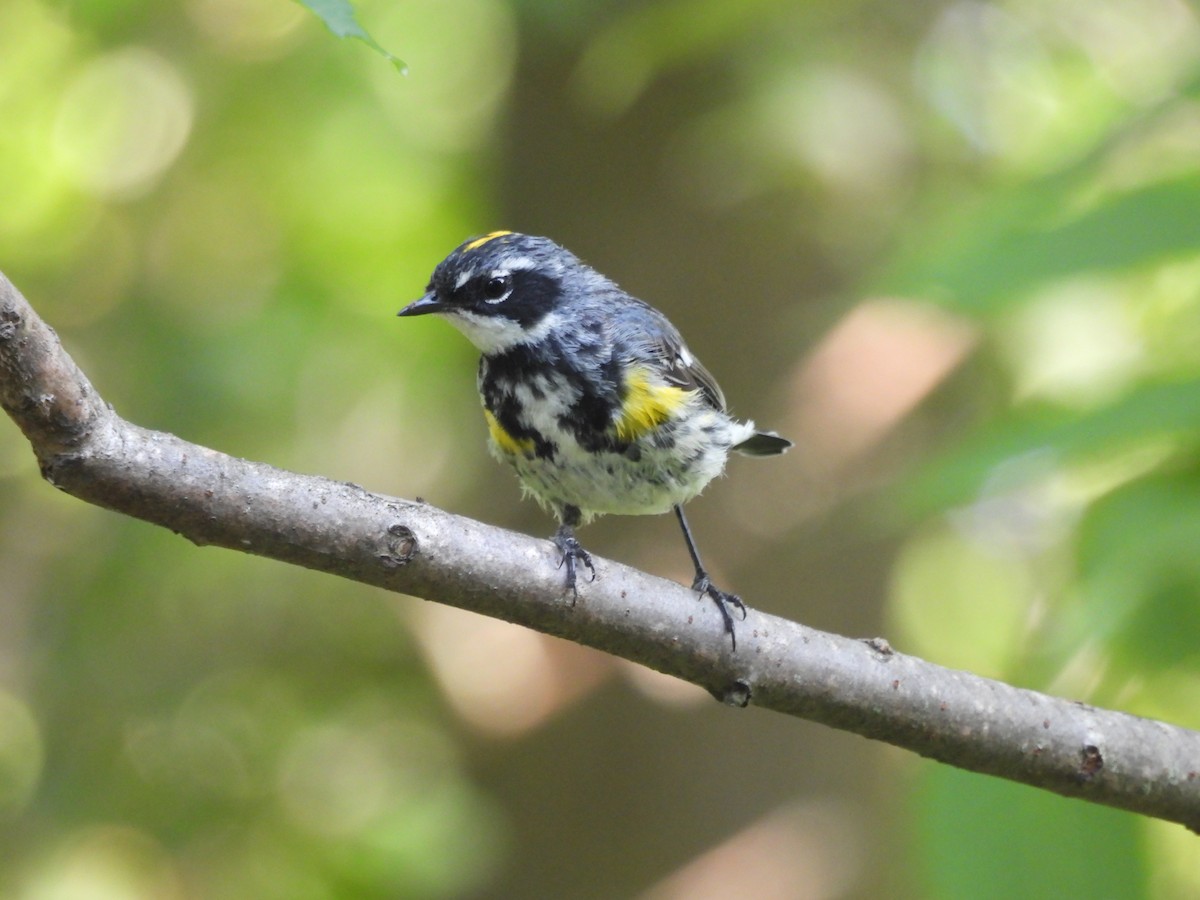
398,231,791,648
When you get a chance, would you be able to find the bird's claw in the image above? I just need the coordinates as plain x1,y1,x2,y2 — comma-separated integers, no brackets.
692,572,746,650
554,533,595,601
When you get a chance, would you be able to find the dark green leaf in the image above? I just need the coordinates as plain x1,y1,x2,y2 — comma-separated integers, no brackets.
901,379,1200,514
1079,471,1200,670
901,175,1200,313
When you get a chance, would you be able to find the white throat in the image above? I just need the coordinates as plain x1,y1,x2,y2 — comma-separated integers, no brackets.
442,310,561,354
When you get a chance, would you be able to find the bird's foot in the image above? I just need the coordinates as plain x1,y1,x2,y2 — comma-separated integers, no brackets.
553,527,595,602
692,571,746,651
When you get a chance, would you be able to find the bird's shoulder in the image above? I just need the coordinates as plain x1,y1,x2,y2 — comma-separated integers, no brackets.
600,294,727,413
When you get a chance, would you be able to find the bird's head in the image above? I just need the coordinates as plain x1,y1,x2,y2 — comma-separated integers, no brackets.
398,231,583,354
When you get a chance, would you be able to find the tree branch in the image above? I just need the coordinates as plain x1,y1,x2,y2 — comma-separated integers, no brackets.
2,271,1198,832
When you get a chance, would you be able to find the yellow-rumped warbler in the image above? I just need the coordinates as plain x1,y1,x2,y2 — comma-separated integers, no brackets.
399,231,790,648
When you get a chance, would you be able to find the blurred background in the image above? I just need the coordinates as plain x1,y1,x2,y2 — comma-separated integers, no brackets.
1,0,1199,896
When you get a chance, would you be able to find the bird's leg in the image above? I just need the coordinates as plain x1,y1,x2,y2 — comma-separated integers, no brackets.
553,505,595,601
674,504,746,650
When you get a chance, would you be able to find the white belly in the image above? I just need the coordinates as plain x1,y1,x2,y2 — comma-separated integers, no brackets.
493,406,749,522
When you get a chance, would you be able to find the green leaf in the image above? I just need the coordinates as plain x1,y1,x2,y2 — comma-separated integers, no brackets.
894,175,1200,314
898,378,1200,514
1078,470,1200,672
294,0,407,74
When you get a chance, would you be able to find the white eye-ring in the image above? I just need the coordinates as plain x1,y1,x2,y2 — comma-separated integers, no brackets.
483,272,513,303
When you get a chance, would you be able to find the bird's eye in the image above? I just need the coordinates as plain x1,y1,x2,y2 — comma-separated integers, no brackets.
483,273,512,302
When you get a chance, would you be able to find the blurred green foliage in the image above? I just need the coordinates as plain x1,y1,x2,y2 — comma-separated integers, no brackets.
917,766,1148,898
2,0,1200,897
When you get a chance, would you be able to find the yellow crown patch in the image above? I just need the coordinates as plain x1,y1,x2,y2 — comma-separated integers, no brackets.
464,231,513,252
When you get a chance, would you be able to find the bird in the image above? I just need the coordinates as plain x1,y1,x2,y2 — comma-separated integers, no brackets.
398,231,791,649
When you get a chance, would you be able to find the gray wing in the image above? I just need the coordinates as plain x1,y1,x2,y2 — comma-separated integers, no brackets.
655,334,727,412
611,297,728,412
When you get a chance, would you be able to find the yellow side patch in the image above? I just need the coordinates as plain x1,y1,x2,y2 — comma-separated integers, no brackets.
464,230,513,252
615,369,689,442
484,408,534,456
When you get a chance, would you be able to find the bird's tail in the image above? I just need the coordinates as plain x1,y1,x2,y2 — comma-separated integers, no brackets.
733,430,793,457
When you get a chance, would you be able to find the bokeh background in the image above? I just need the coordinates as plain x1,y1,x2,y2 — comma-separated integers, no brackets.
2,0,1199,896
